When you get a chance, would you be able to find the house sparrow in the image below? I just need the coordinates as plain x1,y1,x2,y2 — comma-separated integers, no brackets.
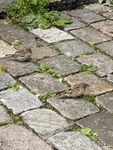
58,82,89,99
5,48,32,62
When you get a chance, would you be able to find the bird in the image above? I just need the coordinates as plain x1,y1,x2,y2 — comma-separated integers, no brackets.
58,82,89,99
5,48,32,62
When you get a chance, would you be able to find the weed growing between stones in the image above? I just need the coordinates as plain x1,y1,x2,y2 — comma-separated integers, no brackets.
8,109,23,125
0,65,7,72
5,0,72,29
7,83,20,91
80,64,98,74
84,95,96,105
39,92,56,103
34,63,59,78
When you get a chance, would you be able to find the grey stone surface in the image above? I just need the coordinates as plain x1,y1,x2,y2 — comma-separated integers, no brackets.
76,112,113,149
77,53,113,77
96,92,113,113
106,74,113,83
39,55,80,77
0,72,15,91
64,19,86,31
91,20,113,37
19,73,67,95
0,0,13,8
70,27,111,45
103,11,113,20
0,20,37,49
21,109,69,140
64,72,113,96
0,59,37,77
0,40,17,58
85,3,112,13
47,97,99,120
47,131,103,150
31,42,58,60
55,40,95,58
0,105,12,123
0,124,53,150
31,27,74,43
95,41,113,57
0,87,42,114
68,9,105,24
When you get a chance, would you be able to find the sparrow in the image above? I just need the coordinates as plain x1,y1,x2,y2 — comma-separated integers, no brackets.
5,48,32,62
58,82,89,99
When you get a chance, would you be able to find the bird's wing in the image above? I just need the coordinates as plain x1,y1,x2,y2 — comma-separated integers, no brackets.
13,50,25,57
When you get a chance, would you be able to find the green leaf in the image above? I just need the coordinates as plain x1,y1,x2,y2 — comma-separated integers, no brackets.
55,18,72,27
40,92,56,103
7,83,19,91
78,128,91,135
98,0,104,3
21,14,36,23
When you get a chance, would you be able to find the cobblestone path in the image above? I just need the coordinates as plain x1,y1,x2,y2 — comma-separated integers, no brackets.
0,1,113,150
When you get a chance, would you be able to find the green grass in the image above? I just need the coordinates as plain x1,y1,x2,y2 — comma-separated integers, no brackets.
80,64,98,74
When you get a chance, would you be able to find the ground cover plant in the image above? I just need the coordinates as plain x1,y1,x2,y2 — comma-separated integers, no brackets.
6,0,72,29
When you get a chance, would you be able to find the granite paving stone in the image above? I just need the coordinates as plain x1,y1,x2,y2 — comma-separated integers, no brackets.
0,87,42,114
76,112,113,149
39,55,80,77
47,131,103,150
0,20,37,49
70,27,111,45
85,3,112,13
91,20,113,37
55,40,95,58
31,42,58,60
64,72,113,96
0,105,12,124
64,19,86,31
0,124,53,150
77,53,113,77
103,11,113,20
96,92,113,113
0,72,15,91
95,41,113,57
21,108,69,140
47,97,99,120
19,73,67,95
0,40,17,58
67,8,105,24
0,58,37,77
106,74,113,83
31,27,74,43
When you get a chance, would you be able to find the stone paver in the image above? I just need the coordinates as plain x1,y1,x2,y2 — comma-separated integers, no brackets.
0,72,15,91
103,11,113,20
85,3,112,13
96,92,113,113
95,41,113,57
91,20,113,37
47,131,103,150
76,112,113,149
0,59,37,77
64,19,86,31
31,27,74,43
47,97,99,120
64,72,113,96
0,105,12,124
19,73,67,95
0,124,53,150
39,55,80,77
0,40,17,58
67,8,105,24
31,42,58,60
21,108,69,140
55,40,95,58
77,53,113,77
0,87,42,114
106,74,113,83
70,27,111,45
